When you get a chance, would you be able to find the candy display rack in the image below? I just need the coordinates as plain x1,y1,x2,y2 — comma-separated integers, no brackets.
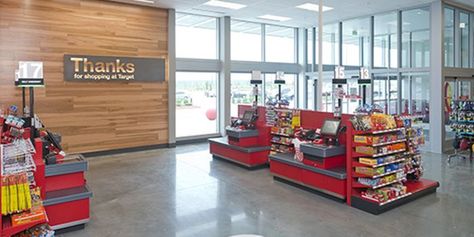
347,114,439,214
0,138,49,237
268,108,299,154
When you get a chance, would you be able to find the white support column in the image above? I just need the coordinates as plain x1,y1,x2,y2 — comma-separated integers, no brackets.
168,9,176,146
219,16,231,136
317,0,324,111
429,1,444,154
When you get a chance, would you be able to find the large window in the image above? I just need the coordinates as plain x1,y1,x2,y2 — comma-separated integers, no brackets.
176,72,219,137
230,73,263,117
401,76,410,115
388,76,399,114
343,72,362,114
342,18,371,66
231,21,262,61
374,12,398,68
460,12,470,68
322,74,334,112
307,76,315,109
401,73,430,141
265,74,296,108
373,75,388,113
265,25,296,63
176,13,218,59
308,25,339,66
372,74,398,115
307,28,314,69
401,8,430,68
322,24,340,65
444,7,455,67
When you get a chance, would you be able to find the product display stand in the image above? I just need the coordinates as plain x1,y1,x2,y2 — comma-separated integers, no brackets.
209,106,271,169
347,115,439,214
268,108,298,154
1,137,49,237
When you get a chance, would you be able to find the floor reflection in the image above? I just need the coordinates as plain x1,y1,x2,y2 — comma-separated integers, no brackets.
64,143,474,237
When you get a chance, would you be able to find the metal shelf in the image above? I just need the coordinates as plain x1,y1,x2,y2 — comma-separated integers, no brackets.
354,139,406,147
353,158,406,168
353,169,404,179
360,192,413,206
354,178,405,189
354,149,407,158
355,127,405,135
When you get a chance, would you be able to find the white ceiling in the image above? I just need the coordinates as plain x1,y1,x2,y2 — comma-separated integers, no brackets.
109,0,474,28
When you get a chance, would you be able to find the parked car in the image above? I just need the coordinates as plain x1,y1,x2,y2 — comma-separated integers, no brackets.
232,91,251,104
205,91,216,97
176,91,193,106
269,88,294,102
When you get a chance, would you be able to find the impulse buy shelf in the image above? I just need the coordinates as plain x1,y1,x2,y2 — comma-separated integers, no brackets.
1,141,91,236
347,115,439,214
0,135,92,236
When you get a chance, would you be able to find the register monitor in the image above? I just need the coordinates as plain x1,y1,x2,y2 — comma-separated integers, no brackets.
242,110,255,124
230,110,257,128
320,119,342,145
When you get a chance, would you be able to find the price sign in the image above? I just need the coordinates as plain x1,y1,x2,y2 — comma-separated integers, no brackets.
16,61,44,87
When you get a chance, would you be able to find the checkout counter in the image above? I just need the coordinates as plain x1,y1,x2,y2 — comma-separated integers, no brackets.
269,118,347,200
209,108,271,169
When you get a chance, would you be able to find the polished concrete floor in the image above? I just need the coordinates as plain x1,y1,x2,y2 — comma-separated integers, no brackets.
63,143,474,237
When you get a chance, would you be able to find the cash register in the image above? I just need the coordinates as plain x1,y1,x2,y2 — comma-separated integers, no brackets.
320,119,343,146
230,110,258,129
300,119,346,169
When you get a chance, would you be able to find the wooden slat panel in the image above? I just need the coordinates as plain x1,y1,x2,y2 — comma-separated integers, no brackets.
0,0,169,153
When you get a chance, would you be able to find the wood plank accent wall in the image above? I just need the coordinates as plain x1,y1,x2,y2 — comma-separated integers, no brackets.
0,0,169,153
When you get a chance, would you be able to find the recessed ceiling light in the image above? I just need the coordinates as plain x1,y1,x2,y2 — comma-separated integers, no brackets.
258,14,291,22
296,3,333,12
134,0,154,3
204,0,246,10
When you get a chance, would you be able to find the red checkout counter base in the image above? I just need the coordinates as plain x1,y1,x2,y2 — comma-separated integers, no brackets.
269,153,347,200
44,155,92,233
209,137,270,169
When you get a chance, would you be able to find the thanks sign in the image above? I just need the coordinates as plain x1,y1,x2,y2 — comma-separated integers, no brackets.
64,55,165,82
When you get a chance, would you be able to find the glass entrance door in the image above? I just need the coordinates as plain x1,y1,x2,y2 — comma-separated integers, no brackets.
373,74,399,115
373,74,388,113
388,75,399,115
458,80,472,100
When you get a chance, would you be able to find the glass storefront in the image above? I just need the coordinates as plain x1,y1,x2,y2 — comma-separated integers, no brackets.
176,72,219,138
